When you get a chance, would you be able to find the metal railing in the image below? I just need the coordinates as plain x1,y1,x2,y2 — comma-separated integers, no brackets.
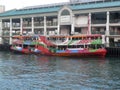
110,32,120,35
23,24,31,27
91,31,105,35
34,23,44,26
110,19,120,23
46,22,57,26
91,20,106,24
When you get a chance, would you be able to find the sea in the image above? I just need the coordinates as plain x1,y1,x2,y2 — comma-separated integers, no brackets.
0,51,119,90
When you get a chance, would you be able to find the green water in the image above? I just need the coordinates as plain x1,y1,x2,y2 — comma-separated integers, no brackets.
0,52,119,90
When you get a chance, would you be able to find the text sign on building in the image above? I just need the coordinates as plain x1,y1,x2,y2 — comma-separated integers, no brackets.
60,15,71,23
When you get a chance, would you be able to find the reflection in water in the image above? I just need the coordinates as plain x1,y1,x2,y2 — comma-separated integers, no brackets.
0,52,119,90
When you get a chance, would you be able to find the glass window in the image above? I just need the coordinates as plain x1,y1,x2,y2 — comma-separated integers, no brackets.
61,9,70,16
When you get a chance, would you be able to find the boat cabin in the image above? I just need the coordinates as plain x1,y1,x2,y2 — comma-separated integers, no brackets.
47,34,105,50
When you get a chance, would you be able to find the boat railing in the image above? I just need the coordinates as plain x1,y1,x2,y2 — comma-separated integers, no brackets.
49,38,67,45
67,48,84,50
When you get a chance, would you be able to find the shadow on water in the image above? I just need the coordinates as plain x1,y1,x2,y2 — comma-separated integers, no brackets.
0,51,119,90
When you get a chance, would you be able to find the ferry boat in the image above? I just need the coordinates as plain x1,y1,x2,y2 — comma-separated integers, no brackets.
11,35,41,54
38,34,107,57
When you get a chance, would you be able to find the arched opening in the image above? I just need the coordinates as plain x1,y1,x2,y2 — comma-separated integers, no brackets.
61,9,70,16
60,9,72,35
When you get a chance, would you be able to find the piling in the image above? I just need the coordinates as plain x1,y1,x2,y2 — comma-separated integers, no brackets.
106,47,120,57
0,44,11,51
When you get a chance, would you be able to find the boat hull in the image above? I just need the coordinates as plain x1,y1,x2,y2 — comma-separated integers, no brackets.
52,49,107,57
37,34,107,57
11,46,41,54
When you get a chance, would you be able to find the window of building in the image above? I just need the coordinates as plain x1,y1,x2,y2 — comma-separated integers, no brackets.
61,9,70,16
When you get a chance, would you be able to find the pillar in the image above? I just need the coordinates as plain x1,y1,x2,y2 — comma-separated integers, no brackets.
20,18,23,35
106,11,110,47
88,13,91,35
71,15,75,35
32,17,34,34
57,24,60,35
57,15,60,35
0,19,3,44
44,16,47,36
9,18,12,45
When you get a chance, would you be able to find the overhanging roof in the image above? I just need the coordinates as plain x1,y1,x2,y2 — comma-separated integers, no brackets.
71,1,120,10
0,1,120,17
0,7,61,17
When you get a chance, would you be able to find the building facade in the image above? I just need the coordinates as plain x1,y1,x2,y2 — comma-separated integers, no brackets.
0,0,120,47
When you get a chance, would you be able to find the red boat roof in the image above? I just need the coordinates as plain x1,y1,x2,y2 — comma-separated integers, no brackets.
49,34,102,38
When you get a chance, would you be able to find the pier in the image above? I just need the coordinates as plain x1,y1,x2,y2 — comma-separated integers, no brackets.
0,44,11,51
106,47,120,57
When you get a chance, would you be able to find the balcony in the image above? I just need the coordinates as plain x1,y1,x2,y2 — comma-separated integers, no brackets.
23,24,31,27
91,31,105,35
46,22,57,26
12,25,20,28
91,20,106,24
2,32,10,36
110,32,120,35
110,19,120,23
34,23,44,27
2,25,10,29
12,32,20,35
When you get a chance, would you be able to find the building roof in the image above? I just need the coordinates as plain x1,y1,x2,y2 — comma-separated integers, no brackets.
0,1,120,17
71,1,120,10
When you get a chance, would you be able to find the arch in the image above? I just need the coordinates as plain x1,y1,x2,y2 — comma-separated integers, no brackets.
61,9,70,16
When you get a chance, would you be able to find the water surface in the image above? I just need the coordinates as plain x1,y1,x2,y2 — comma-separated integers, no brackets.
0,52,119,90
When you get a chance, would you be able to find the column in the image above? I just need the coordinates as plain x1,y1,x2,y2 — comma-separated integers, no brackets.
57,16,60,35
115,27,117,35
0,19,3,44
20,18,23,35
31,17,34,34
9,18,12,45
57,25,60,35
106,11,110,47
44,16,47,36
71,15,75,35
88,13,91,35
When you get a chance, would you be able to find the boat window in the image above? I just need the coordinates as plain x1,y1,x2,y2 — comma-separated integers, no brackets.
97,45,101,48
47,38,50,40
75,38,78,40
79,45,83,48
78,37,81,40
91,36,94,40
72,38,74,40
59,38,62,40
83,37,86,40
98,36,102,39
94,37,98,39
33,37,36,40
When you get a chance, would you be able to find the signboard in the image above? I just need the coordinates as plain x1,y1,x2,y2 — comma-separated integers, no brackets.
60,15,71,23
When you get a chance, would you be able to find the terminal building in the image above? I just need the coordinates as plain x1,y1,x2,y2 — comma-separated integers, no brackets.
0,0,120,47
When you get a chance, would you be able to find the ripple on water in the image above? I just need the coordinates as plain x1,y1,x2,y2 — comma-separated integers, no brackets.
0,52,119,90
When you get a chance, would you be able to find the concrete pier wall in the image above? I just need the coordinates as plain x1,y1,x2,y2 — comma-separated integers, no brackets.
106,47,120,57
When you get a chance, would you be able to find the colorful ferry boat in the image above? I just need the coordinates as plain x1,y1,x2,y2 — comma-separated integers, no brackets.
11,35,41,54
38,34,107,57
